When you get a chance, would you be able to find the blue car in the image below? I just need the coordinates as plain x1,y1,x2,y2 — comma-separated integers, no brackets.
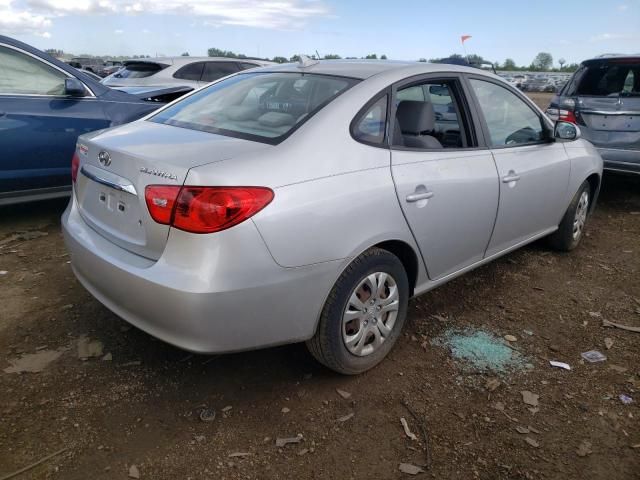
0,35,191,205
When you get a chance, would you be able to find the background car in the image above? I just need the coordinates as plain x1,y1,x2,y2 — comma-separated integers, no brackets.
63,60,602,375
101,60,123,77
0,35,191,205
68,56,105,74
522,77,556,92
101,56,274,90
546,54,640,174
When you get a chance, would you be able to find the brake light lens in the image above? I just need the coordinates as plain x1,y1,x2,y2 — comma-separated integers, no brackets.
145,185,181,225
71,152,80,183
548,108,577,123
145,185,274,234
558,109,577,124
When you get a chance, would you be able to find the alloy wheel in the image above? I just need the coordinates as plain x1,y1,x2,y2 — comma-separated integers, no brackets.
342,272,400,357
572,191,589,240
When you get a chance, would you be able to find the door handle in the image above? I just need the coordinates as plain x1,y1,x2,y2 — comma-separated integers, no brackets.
502,171,521,183
406,191,435,202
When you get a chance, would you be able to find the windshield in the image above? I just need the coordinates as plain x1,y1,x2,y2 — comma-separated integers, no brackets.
572,61,640,97
149,72,358,143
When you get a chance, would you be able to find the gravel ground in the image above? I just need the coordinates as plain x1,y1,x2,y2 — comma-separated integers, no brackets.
1,92,639,479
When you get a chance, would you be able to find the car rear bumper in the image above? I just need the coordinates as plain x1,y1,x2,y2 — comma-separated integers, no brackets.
62,195,338,354
597,148,640,174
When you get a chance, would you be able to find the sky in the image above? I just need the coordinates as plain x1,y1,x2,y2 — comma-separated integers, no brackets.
2,0,639,66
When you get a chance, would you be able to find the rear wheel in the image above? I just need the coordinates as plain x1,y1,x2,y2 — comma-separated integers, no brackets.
306,248,409,375
547,180,591,251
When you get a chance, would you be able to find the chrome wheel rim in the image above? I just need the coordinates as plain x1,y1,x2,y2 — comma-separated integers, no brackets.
572,191,589,240
342,272,399,357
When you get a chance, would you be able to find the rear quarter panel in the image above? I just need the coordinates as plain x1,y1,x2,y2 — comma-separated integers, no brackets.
184,75,424,270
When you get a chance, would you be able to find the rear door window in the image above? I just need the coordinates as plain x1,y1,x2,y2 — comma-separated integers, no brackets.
201,62,241,83
113,62,167,79
239,62,261,71
173,62,206,81
392,80,469,149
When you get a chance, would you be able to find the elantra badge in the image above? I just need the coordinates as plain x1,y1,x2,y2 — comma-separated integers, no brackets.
139,166,178,181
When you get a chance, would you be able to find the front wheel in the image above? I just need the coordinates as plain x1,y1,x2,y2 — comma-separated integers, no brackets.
547,180,591,251
306,248,409,375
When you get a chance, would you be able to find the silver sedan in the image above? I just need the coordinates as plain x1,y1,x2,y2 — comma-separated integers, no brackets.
62,59,603,374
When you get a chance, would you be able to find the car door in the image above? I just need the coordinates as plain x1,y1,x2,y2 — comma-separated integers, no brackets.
390,76,500,280
0,43,109,197
466,77,570,257
199,62,242,85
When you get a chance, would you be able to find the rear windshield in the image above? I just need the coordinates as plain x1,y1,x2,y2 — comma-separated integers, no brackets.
111,62,168,79
570,61,640,97
150,72,358,143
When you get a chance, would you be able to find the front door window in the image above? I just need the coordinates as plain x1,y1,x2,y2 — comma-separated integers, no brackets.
0,46,67,95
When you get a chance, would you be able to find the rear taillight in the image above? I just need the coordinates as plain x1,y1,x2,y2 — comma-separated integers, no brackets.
546,97,578,124
558,109,577,124
145,185,274,234
145,185,181,225
71,152,80,183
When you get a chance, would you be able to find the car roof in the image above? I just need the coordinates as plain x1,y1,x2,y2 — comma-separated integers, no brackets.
583,53,640,64
255,59,495,80
123,56,274,66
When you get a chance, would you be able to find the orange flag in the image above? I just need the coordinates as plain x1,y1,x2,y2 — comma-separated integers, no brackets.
461,35,472,44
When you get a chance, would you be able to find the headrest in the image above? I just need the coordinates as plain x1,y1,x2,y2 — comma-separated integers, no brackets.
396,100,436,134
225,105,258,121
258,111,295,128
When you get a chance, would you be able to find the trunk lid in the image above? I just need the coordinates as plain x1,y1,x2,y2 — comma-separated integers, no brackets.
578,96,640,150
569,57,640,149
75,121,271,260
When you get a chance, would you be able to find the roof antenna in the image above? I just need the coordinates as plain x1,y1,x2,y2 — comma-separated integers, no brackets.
297,54,319,68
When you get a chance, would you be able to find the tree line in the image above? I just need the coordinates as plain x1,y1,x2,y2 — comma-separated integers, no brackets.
207,47,580,72
44,46,580,72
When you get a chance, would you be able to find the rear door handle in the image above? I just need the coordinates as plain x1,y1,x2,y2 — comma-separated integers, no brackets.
406,191,435,202
502,171,521,183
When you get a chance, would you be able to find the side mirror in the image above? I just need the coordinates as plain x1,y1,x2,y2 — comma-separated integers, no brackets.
554,121,581,142
64,78,86,97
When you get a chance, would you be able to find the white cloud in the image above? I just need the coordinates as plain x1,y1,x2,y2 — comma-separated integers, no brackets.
617,4,629,11
2,0,328,36
114,28,123,34
0,2,52,36
590,32,640,42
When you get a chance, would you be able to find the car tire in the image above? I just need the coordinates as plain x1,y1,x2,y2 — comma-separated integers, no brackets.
547,180,591,251
306,248,409,375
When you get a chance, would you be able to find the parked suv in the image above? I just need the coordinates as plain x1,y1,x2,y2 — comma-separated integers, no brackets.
102,57,273,90
547,54,640,174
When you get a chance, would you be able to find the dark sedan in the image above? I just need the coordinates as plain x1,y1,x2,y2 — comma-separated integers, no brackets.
0,35,190,205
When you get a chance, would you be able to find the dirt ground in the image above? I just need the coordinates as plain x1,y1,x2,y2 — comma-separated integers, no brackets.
2,93,640,479
525,92,555,111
